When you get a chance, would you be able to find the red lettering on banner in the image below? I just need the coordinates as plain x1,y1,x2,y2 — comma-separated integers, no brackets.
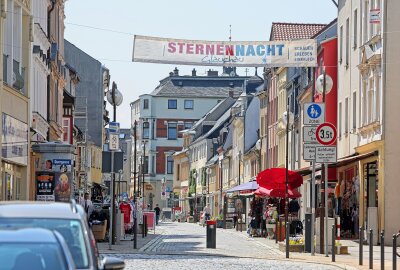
216,44,224,55
168,42,176,53
186,44,194,54
177,43,185,53
195,44,204,54
225,45,234,56
206,44,214,55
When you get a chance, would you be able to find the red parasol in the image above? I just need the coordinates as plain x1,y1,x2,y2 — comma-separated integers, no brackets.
254,186,301,198
256,168,303,190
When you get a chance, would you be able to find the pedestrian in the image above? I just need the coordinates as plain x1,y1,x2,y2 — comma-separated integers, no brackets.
154,204,161,225
80,192,93,219
203,203,211,221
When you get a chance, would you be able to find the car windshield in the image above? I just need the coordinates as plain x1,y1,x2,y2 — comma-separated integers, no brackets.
0,218,89,269
0,243,68,270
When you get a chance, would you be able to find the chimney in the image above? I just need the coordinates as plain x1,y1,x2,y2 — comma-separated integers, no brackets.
173,67,179,76
192,68,197,76
228,90,234,98
207,69,218,76
169,72,174,77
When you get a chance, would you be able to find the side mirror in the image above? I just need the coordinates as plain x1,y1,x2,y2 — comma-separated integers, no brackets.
101,256,125,270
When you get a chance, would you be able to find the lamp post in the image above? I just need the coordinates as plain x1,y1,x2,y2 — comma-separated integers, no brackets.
282,108,294,259
106,82,123,245
237,151,242,186
316,69,333,256
206,167,212,215
256,135,262,174
218,156,223,216
132,120,138,249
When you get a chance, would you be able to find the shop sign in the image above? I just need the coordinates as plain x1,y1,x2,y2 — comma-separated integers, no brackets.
133,35,317,67
1,113,28,165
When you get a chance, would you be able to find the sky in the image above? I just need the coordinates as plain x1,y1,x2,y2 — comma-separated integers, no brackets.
64,0,337,128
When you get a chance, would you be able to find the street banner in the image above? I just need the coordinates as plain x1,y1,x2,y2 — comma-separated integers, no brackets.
132,35,317,67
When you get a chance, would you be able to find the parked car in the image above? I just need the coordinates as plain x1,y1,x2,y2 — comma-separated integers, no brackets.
0,201,124,270
0,228,76,270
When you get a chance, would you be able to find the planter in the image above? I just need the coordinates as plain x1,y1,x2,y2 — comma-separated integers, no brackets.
278,242,304,253
334,245,349,255
216,220,224,228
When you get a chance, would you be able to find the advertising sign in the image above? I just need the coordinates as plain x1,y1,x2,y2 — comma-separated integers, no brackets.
1,113,28,165
370,9,381,24
143,211,156,231
36,172,55,201
132,35,317,67
54,172,72,202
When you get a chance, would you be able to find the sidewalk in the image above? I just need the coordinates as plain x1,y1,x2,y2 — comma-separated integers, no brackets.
97,225,165,254
224,226,395,270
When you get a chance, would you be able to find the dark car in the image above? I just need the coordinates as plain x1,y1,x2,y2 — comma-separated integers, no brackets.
0,201,124,270
0,228,76,270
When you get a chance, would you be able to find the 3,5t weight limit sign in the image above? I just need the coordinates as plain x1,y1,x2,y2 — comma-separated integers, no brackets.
316,122,337,145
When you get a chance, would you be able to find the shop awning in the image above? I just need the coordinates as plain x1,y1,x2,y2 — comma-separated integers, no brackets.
226,181,259,193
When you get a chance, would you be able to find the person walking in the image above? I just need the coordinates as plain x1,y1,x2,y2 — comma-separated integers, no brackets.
154,204,161,225
80,192,93,219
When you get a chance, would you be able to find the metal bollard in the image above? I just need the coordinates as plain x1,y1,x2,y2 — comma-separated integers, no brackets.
393,235,397,270
360,227,364,266
381,231,384,270
370,229,373,269
332,224,335,262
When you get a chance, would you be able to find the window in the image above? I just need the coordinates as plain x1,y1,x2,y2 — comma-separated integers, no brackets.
345,97,349,134
353,92,357,130
184,99,194,109
168,99,177,109
363,0,368,43
184,122,193,130
143,122,149,139
375,74,381,121
142,156,149,174
143,99,149,109
362,80,367,125
368,77,374,123
339,102,342,136
346,18,350,66
167,156,173,174
340,25,343,63
354,9,358,49
167,123,177,139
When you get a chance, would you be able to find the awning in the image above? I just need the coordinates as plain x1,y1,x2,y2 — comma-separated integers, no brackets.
226,181,259,193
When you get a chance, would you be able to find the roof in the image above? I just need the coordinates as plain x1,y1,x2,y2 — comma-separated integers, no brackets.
270,22,327,41
0,202,84,220
150,76,249,98
0,228,58,243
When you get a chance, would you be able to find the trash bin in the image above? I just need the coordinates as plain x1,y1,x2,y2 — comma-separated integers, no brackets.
206,220,216,249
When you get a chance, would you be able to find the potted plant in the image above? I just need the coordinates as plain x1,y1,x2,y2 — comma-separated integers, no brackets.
216,214,224,228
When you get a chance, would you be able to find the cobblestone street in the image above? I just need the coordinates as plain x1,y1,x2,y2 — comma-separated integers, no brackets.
101,222,358,269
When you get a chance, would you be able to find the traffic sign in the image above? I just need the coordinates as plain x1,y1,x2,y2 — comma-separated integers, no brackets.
303,126,318,143
303,143,316,161
109,133,119,150
316,122,337,145
316,146,337,163
109,122,120,133
304,103,325,125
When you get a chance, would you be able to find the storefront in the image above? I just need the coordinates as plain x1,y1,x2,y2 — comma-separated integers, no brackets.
1,113,29,201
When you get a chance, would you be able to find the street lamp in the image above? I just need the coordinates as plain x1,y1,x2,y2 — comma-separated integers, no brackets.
256,136,262,174
316,69,333,256
106,81,123,246
206,167,212,213
282,109,294,259
141,141,147,206
237,150,242,185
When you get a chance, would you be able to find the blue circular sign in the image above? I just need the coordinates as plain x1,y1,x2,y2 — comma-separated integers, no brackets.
307,104,322,119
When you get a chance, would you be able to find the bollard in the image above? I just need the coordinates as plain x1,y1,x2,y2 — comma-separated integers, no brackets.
393,235,397,270
332,224,336,262
360,227,364,266
144,216,148,237
369,229,373,269
381,231,384,270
